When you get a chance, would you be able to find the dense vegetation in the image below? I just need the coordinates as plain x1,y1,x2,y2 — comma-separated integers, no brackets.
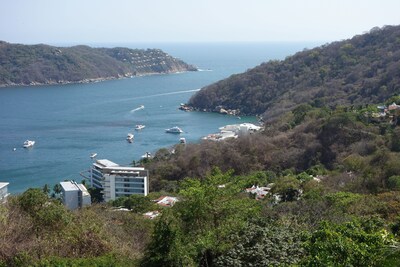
3,26,400,266
145,102,400,195
189,25,400,120
0,41,197,87
3,99,400,266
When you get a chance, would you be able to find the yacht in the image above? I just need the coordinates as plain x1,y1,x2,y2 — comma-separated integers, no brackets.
135,124,145,130
23,140,35,148
165,126,183,134
90,153,97,159
127,133,134,142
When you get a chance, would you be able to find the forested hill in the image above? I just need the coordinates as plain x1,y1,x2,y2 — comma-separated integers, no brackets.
189,25,400,120
0,41,197,87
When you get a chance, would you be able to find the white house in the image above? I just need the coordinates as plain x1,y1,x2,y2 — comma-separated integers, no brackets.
90,159,149,202
60,181,91,210
245,185,271,199
154,196,178,207
0,182,10,203
219,123,262,136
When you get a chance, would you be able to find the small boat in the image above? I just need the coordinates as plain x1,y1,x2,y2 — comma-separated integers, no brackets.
90,153,97,159
23,140,35,148
139,105,144,109
13,148,16,151
141,152,152,159
165,126,183,134
127,133,134,142
179,137,186,144
135,124,145,130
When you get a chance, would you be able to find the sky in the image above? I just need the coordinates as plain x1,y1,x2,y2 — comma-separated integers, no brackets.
1,0,400,45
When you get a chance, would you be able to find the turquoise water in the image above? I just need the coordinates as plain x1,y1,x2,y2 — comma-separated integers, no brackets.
0,42,320,193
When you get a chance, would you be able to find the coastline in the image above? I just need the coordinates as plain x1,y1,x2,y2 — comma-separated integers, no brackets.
0,69,198,88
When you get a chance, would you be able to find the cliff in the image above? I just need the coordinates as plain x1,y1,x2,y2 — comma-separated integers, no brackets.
0,41,197,87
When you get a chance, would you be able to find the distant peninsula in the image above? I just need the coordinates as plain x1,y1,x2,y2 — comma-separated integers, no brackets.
0,41,198,87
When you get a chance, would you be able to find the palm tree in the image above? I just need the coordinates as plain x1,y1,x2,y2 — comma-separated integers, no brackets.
42,184,50,195
53,183,62,196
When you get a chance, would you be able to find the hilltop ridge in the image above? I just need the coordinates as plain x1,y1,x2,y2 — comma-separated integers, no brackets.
189,25,400,120
0,41,197,87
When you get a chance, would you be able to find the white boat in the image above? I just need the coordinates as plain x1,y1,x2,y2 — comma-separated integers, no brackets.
127,133,134,141
90,153,97,159
135,124,145,130
141,152,152,159
165,126,183,134
179,137,186,144
23,140,35,148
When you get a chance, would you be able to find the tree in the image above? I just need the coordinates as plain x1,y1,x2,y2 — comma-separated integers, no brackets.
142,168,261,266
141,211,190,267
53,183,62,195
292,104,313,126
18,188,48,216
17,188,71,234
88,187,104,203
271,176,301,202
301,219,392,266
42,184,50,195
216,219,304,266
388,176,400,190
111,195,156,213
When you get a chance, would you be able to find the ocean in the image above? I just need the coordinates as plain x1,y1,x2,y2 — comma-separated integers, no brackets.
0,42,320,193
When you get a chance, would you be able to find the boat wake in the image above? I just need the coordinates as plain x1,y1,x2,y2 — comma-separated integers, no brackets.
130,105,145,113
88,89,201,108
145,89,200,98
125,89,201,103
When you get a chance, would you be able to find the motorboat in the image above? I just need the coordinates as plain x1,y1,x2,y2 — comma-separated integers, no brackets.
179,137,186,144
165,126,183,134
141,152,152,159
90,153,97,159
23,140,35,148
135,124,145,130
127,133,134,142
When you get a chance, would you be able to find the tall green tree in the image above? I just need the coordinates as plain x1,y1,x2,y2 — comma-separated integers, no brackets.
302,219,393,266
216,219,304,266
42,184,50,195
142,168,261,266
17,188,71,235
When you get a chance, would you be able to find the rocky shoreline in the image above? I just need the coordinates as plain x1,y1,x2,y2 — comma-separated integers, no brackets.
0,69,195,88
179,103,242,116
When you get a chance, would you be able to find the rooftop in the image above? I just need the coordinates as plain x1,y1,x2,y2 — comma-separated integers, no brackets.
60,181,80,192
96,159,120,168
0,182,9,189
94,159,145,171
76,183,90,196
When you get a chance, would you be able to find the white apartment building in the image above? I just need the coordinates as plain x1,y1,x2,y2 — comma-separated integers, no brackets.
60,181,91,210
90,159,149,202
0,182,10,203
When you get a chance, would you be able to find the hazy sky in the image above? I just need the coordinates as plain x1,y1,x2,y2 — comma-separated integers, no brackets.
1,0,400,44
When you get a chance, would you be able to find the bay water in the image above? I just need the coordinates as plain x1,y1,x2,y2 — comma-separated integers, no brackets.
0,42,319,193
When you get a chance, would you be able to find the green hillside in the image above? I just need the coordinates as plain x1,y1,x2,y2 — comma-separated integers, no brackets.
0,41,197,87
189,25,400,120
